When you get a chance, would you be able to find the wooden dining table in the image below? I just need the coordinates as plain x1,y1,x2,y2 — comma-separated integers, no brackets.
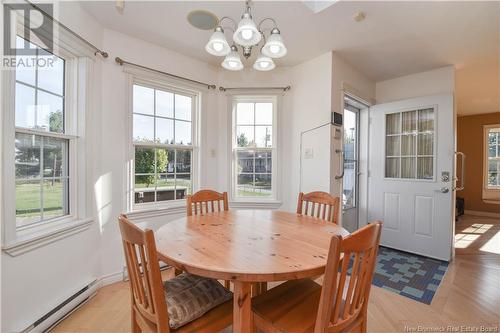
155,209,350,333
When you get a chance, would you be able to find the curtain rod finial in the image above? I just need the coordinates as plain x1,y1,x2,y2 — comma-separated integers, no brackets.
219,86,226,92
208,84,217,90
115,57,124,65
284,85,291,91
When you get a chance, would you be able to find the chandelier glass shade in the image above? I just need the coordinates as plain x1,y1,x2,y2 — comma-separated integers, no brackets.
221,45,244,71
205,27,231,56
204,1,286,71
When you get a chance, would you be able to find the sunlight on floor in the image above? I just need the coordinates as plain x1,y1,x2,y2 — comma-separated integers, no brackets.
460,224,493,234
454,233,481,248
479,231,500,254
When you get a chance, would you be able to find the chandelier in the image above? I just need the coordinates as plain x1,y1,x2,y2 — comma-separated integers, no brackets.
205,0,287,71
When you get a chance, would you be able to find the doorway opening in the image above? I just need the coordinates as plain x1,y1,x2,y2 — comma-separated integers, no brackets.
342,94,368,232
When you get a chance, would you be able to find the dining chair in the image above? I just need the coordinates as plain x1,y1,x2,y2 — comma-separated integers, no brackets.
118,215,233,333
186,190,229,216
252,221,382,333
297,191,341,224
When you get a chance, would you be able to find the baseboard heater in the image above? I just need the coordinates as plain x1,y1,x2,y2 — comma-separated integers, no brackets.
20,279,99,333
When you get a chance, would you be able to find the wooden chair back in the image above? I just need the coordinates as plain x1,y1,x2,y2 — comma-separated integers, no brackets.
314,221,382,333
118,214,170,333
186,190,228,216
296,191,340,224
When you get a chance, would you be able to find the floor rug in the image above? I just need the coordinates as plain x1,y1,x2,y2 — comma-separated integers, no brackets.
349,247,449,304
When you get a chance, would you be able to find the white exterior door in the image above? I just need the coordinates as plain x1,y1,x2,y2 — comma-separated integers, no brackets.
368,94,454,261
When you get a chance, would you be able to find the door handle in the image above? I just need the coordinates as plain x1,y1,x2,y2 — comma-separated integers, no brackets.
440,187,450,193
454,152,466,191
335,149,344,180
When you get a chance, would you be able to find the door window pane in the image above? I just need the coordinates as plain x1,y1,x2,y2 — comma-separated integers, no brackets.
386,108,434,180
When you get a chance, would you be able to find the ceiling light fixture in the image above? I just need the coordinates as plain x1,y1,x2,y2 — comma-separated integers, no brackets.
203,0,286,71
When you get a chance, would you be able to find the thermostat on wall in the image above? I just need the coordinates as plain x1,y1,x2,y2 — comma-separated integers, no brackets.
331,112,343,126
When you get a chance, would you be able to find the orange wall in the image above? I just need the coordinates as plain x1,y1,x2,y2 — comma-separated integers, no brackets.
457,112,500,213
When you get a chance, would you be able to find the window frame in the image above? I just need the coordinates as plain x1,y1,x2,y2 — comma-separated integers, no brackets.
483,124,500,191
2,26,93,248
382,105,438,182
230,95,279,202
127,76,200,212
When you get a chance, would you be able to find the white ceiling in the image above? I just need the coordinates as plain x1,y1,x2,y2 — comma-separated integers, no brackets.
79,1,500,115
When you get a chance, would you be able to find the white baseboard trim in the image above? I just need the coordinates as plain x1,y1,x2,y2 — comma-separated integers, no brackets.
99,271,124,287
464,210,500,218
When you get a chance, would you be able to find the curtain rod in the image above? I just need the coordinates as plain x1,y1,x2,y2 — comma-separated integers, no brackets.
219,86,291,92
19,1,108,58
115,57,217,90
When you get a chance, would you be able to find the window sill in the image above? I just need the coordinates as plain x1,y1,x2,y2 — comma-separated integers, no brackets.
2,218,93,257
229,200,282,210
126,202,186,220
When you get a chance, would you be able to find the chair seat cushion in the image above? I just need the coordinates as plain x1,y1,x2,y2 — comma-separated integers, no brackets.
164,273,233,329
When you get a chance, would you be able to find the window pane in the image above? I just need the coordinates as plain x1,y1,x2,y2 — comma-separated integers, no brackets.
489,160,499,172
134,174,156,204
175,94,192,121
133,85,154,115
488,133,497,158
255,126,272,148
176,150,191,173
133,114,155,142
418,109,434,132
156,90,174,118
344,110,357,160
156,117,174,144
237,174,254,197
386,113,400,135
175,174,192,199
402,111,417,133
255,103,272,125
135,147,155,175
255,151,272,173
417,157,433,180
15,41,36,85
343,161,356,208
16,180,41,227
236,103,254,125
38,90,64,133
488,173,498,186
386,136,400,156
42,178,68,220
401,134,416,156
37,51,65,95
418,133,434,155
401,157,416,179
43,137,68,178
237,126,254,147
175,120,191,145
15,133,41,179
254,174,272,197
386,157,400,178
155,148,171,174
161,150,175,173
237,151,254,173
156,174,175,202
15,83,36,129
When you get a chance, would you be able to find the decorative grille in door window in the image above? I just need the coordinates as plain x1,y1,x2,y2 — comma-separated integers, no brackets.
385,108,435,180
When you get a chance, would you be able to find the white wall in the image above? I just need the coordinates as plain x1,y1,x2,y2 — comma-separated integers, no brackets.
282,52,333,212
1,3,104,332
376,66,455,103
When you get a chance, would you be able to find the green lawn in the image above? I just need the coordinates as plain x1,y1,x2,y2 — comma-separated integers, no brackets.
16,181,65,221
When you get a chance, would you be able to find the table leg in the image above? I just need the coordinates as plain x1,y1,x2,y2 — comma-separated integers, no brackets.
233,281,253,333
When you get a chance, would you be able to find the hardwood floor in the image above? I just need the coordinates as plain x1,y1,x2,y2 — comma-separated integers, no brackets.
51,215,500,333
